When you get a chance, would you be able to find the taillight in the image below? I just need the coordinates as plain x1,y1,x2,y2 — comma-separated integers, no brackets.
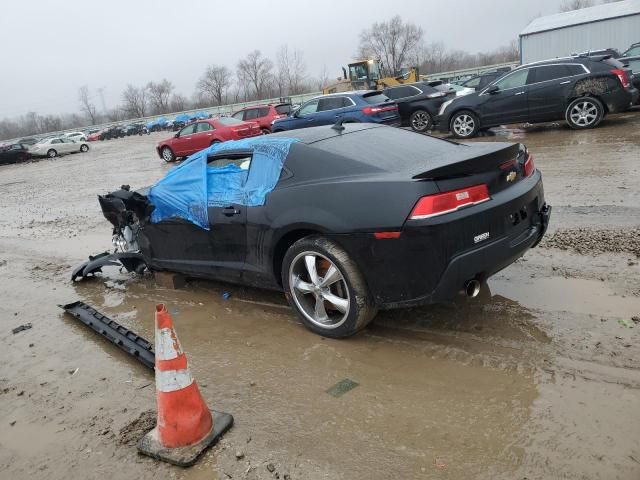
362,105,398,115
611,68,630,88
409,184,490,220
523,154,535,177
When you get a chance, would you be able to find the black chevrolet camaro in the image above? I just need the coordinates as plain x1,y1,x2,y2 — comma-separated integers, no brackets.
75,124,551,338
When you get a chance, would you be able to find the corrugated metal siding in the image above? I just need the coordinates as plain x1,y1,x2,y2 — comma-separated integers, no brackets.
521,14,640,64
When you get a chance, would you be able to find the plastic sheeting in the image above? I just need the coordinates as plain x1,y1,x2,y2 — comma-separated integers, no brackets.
148,137,298,230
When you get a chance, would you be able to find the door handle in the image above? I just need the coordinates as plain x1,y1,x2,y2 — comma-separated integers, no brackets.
206,133,212,136
223,206,240,216
559,81,571,85
514,91,525,96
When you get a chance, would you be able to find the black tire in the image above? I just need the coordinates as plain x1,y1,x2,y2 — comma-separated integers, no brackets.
80,144,89,153
565,97,604,130
47,149,57,158
210,140,221,147
260,128,270,135
282,236,378,338
450,110,480,138
409,109,433,132
161,146,175,163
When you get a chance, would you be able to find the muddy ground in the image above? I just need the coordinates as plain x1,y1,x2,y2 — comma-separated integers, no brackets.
1,112,639,480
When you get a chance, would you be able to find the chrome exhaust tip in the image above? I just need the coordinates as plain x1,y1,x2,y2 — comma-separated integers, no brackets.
465,279,481,298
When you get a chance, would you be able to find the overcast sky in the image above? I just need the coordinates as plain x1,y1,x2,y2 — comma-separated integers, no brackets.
0,0,565,118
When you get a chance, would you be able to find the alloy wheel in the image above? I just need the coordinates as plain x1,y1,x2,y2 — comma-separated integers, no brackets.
289,252,350,329
411,111,431,131
452,114,475,137
162,147,173,162
569,101,598,127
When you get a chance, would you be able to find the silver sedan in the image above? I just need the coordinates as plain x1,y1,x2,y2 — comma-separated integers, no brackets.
29,137,89,157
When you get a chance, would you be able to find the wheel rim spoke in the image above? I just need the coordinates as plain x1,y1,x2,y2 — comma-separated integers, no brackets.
321,291,348,313
318,265,341,288
293,276,314,294
314,295,329,321
304,255,319,285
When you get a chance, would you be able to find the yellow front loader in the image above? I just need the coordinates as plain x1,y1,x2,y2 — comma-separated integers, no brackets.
322,59,419,94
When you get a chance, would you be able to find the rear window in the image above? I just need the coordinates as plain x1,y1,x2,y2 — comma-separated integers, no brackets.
361,92,391,104
217,117,244,126
275,104,292,114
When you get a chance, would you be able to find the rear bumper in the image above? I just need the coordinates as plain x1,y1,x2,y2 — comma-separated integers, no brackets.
601,87,637,113
330,173,549,309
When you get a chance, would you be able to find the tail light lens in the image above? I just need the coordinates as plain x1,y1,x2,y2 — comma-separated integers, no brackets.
409,184,490,220
611,68,630,88
362,105,398,115
523,154,535,177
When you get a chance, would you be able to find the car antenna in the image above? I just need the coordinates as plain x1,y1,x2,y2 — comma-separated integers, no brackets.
331,117,346,132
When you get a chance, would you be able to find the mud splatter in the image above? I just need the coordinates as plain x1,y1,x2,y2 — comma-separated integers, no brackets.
118,410,156,445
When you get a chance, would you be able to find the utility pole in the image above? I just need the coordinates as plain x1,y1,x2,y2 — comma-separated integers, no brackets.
97,87,108,113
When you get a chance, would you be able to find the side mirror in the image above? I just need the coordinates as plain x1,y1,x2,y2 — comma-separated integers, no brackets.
292,110,300,118
174,133,179,138
486,85,500,94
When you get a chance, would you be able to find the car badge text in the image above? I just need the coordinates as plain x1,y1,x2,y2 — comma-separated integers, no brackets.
474,232,490,244
506,171,517,182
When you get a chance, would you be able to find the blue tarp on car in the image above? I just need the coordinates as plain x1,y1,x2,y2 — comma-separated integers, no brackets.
148,137,298,230
174,114,190,123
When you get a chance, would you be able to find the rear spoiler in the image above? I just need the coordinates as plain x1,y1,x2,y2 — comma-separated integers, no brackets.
413,143,523,180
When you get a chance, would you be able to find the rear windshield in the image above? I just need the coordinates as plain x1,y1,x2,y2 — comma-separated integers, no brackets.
217,117,244,126
275,104,292,114
361,92,391,104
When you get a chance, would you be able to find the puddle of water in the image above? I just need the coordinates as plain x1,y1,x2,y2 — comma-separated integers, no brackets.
490,275,640,318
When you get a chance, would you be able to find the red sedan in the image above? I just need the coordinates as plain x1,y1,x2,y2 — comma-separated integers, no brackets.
156,117,261,162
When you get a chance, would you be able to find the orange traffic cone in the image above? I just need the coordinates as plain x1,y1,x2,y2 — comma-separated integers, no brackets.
138,304,233,467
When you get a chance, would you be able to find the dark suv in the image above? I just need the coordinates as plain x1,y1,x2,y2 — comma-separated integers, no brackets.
438,55,639,138
382,82,453,132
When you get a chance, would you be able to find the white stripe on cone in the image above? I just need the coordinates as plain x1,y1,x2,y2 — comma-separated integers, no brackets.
156,327,183,361
156,368,194,393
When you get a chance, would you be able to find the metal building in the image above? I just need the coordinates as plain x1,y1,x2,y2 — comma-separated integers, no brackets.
519,0,640,64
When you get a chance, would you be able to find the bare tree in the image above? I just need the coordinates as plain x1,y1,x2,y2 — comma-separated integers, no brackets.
78,86,97,125
315,65,330,91
559,0,595,11
358,16,423,77
121,84,148,118
169,93,188,112
196,65,232,105
237,50,274,99
147,79,174,114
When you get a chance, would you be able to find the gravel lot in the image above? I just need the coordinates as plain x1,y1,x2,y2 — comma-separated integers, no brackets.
1,111,639,480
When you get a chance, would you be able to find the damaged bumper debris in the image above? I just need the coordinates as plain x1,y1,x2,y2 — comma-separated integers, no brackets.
72,185,152,281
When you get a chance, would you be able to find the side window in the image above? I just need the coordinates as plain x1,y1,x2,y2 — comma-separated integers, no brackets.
275,104,291,115
566,64,587,76
317,97,346,112
463,76,481,88
257,107,270,117
231,111,244,120
627,59,640,72
341,97,354,108
179,124,196,136
494,69,530,90
532,65,570,83
207,155,252,171
196,122,212,133
244,109,259,120
298,99,319,115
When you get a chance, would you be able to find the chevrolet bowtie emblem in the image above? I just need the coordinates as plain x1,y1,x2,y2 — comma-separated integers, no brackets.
506,171,517,182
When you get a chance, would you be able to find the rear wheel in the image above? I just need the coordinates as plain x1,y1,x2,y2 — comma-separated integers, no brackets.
450,110,480,138
409,109,433,132
261,128,270,135
565,97,603,129
80,144,89,152
161,146,175,163
47,149,57,158
282,236,377,338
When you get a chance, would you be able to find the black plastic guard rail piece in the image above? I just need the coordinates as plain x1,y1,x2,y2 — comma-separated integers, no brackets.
59,301,155,370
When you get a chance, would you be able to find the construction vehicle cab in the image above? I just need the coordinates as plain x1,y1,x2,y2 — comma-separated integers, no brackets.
323,59,419,94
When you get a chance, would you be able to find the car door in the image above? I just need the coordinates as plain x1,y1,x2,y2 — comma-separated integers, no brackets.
527,64,581,122
173,124,197,156
479,68,532,126
193,122,215,151
316,96,350,124
61,137,77,153
293,99,321,127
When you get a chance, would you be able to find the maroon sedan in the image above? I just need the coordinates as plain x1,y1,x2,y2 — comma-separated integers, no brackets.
156,117,261,162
